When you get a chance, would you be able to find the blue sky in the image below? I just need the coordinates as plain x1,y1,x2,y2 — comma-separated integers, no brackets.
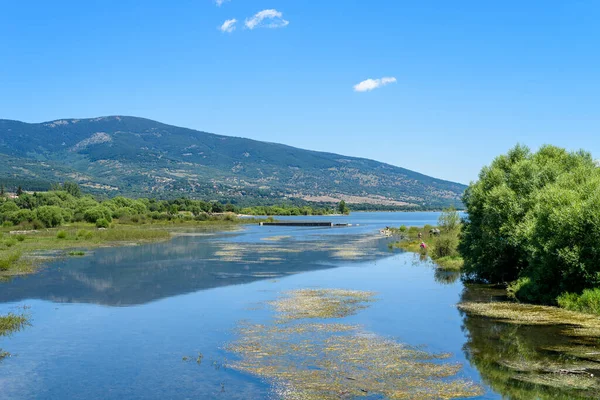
1,0,598,184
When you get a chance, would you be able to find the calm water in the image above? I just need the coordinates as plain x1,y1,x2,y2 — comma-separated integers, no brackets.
0,212,596,399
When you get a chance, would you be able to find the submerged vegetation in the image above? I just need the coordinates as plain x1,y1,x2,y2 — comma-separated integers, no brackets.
227,288,483,399
269,289,376,321
459,291,600,399
460,145,600,310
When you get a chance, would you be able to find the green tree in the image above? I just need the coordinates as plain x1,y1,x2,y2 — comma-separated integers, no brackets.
338,200,350,215
16,186,23,196
438,206,460,232
460,144,600,304
63,182,82,198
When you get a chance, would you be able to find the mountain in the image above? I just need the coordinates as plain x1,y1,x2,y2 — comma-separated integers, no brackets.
0,116,466,208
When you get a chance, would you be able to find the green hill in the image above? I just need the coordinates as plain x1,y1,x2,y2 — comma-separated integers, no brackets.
0,116,465,207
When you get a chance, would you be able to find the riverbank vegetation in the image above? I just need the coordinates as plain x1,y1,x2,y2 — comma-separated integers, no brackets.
0,182,277,278
0,312,30,361
460,145,600,313
389,207,463,270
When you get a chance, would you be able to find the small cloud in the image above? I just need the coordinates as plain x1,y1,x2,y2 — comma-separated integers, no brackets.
215,0,230,6
245,9,289,30
353,77,397,92
219,18,237,33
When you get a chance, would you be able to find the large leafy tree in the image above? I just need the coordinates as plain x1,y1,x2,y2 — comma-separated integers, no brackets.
460,144,600,303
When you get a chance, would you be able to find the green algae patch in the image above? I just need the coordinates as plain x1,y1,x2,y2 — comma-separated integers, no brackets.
260,236,292,242
271,289,376,321
227,288,484,399
458,302,600,338
460,299,600,398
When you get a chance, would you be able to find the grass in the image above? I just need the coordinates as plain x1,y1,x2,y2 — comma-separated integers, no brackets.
0,312,30,361
389,226,464,271
227,288,484,399
557,288,600,315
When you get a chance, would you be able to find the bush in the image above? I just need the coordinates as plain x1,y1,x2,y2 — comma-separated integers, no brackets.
84,207,113,224
195,212,209,221
4,238,18,247
35,206,64,228
30,219,45,230
7,209,34,225
2,221,13,228
432,234,459,259
96,218,110,229
56,231,67,239
77,230,94,240
0,251,21,271
557,289,600,315
15,235,25,242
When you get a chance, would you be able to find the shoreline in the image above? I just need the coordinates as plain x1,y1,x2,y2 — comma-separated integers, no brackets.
0,219,260,280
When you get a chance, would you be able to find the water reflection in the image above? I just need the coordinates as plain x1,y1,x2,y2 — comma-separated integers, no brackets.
0,228,395,306
460,286,600,399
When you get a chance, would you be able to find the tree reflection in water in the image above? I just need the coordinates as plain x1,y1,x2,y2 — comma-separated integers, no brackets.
460,285,600,399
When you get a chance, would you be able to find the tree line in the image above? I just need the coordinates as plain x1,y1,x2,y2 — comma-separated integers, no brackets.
0,183,344,229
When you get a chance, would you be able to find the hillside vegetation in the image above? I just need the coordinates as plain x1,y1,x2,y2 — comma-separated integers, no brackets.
0,116,465,208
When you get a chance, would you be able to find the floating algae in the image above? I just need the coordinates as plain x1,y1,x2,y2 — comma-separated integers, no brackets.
460,297,600,399
261,236,292,242
227,289,483,399
270,289,376,321
458,302,600,338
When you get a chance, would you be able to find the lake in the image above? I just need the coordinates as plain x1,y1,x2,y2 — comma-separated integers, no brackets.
0,212,597,399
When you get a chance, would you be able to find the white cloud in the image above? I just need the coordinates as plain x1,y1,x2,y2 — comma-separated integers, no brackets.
215,0,230,6
245,9,289,30
353,77,397,92
219,18,237,33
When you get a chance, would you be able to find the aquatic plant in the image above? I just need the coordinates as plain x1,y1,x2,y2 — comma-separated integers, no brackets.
460,295,600,399
227,288,483,399
0,312,30,361
458,302,600,338
270,289,376,321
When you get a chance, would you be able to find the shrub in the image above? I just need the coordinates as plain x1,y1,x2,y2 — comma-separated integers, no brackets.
30,219,45,230
0,251,21,271
56,231,67,239
96,218,110,229
15,235,25,242
432,234,459,259
4,238,18,247
84,207,113,224
195,212,209,221
77,230,94,240
557,289,600,315
8,209,34,225
2,221,13,228
35,206,64,228
224,212,237,222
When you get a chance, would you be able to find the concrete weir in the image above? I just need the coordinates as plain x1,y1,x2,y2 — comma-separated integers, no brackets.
259,222,350,227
